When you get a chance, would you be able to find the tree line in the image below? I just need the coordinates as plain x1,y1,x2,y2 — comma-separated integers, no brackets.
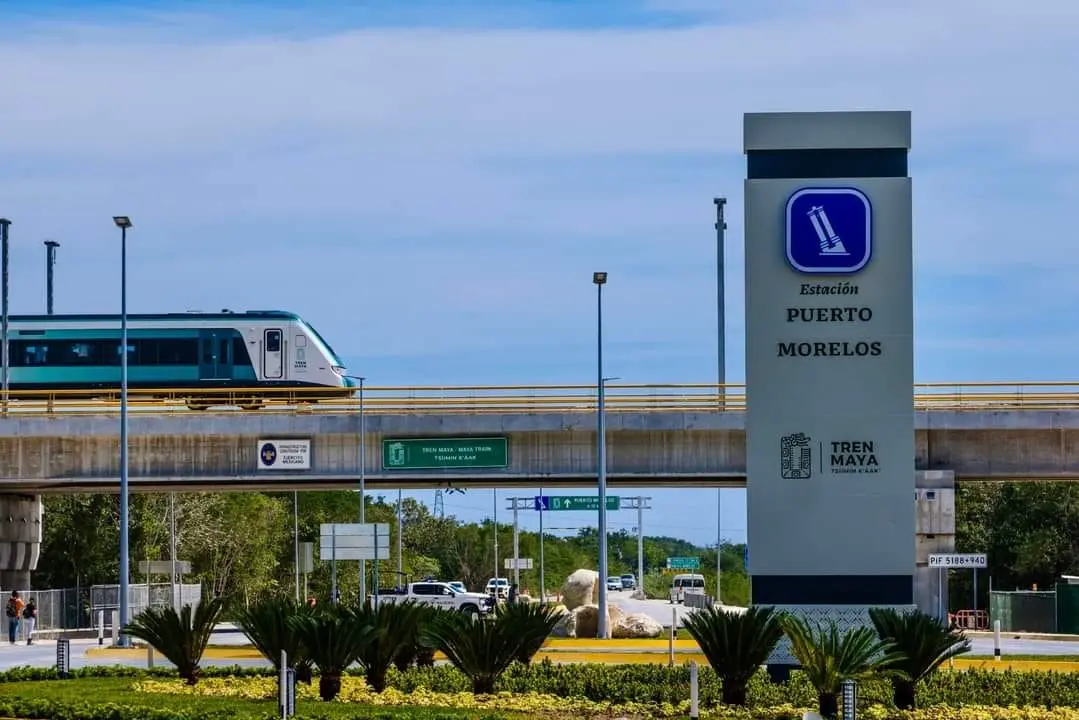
34,491,751,606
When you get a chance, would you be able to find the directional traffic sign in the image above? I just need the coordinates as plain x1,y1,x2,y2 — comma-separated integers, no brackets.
533,495,620,512
666,556,700,571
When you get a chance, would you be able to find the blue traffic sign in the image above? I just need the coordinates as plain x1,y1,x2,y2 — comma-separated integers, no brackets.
785,187,872,275
534,496,548,511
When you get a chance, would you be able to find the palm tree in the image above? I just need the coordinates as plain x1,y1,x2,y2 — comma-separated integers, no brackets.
422,610,524,694
682,605,784,706
498,601,564,665
235,596,314,684
354,600,421,692
122,597,224,685
782,615,902,719
869,607,971,709
289,605,371,701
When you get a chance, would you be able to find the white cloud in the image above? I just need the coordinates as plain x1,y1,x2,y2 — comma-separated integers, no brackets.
0,0,1076,375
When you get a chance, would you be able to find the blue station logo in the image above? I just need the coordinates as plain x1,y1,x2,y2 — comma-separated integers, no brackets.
785,187,872,274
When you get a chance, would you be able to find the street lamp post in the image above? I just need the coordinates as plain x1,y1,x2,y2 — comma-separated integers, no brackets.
44,240,59,315
1,218,11,416
113,215,132,645
593,271,610,640
358,376,366,603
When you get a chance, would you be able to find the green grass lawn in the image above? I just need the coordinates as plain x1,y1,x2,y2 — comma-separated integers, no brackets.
0,677,520,719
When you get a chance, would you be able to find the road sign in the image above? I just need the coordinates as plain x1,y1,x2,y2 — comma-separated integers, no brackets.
504,558,533,570
382,437,508,470
928,553,987,568
298,542,315,574
319,523,390,561
257,439,311,470
533,495,620,512
666,556,700,571
138,560,192,575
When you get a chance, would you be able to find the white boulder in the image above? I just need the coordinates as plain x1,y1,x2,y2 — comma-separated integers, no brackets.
560,569,600,610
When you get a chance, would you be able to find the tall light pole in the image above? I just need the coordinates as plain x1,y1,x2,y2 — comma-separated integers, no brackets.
357,376,366,603
714,197,727,607
113,215,132,645
44,240,59,315
1,218,10,415
593,270,610,640
397,488,404,581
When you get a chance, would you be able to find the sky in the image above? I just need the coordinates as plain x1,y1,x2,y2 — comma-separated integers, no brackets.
2,0,1078,547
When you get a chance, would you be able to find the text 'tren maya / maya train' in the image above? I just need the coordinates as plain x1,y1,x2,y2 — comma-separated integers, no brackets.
3,310,357,410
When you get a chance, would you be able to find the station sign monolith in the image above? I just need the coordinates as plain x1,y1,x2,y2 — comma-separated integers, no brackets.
743,110,915,675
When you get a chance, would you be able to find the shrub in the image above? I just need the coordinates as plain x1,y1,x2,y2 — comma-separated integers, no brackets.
870,607,972,710
683,605,785,706
234,595,314,683
121,598,225,685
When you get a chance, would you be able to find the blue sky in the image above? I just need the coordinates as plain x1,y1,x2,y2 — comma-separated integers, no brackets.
2,0,1078,547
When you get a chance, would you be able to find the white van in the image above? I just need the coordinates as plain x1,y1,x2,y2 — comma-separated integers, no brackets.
669,573,706,604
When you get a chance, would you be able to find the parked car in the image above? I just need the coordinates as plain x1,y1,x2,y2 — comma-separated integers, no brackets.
606,576,622,591
620,574,636,590
485,577,510,598
370,581,493,617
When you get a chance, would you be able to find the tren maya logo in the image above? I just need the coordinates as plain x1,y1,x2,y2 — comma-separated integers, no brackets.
785,187,872,274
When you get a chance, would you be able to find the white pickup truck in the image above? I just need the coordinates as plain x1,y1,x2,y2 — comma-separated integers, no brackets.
369,582,494,617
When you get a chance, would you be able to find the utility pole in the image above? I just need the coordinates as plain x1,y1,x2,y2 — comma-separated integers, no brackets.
624,496,652,594
505,497,532,591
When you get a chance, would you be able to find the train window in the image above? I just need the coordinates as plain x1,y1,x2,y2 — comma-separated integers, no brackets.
295,335,307,348
266,330,281,353
233,338,250,365
202,340,214,365
219,338,231,365
21,344,47,366
156,339,198,365
69,343,95,363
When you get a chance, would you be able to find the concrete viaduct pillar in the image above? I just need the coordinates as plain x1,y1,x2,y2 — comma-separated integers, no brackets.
0,494,41,590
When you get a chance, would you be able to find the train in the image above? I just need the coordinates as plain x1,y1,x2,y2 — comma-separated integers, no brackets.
1,310,356,409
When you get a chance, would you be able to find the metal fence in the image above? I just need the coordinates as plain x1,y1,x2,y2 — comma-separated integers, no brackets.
90,583,203,629
0,583,205,643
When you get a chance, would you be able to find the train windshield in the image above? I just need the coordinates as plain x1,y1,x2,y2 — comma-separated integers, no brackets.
299,319,345,369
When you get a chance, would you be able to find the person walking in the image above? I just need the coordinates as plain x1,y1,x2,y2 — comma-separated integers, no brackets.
22,598,37,645
5,591,24,645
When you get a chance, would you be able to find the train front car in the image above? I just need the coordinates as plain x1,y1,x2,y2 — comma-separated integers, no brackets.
4,310,353,411
284,315,356,403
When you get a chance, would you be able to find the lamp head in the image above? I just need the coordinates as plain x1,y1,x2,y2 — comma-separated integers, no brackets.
112,216,132,229
592,271,607,285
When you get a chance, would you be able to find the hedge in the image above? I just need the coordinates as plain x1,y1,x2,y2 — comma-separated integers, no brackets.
2,661,1079,710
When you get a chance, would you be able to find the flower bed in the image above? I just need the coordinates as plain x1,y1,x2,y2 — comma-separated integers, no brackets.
130,676,1079,719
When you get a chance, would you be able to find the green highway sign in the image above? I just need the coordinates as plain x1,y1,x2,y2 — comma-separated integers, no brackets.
666,556,700,571
536,495,620,512
382,437,508,470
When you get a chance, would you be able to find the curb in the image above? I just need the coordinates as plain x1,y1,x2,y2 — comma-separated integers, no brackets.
965,631,1079,642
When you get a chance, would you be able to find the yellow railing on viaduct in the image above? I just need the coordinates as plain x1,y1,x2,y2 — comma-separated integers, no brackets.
0,382,1078,415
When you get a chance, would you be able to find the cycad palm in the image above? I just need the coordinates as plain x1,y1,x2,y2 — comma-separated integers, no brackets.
869,607,971,709
289,605,370,701
422,610,523,694
683,605,784,706
782,615,902,719
122,597,224,685
354,600,421,692
235,596,313,683
497,601,564,665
